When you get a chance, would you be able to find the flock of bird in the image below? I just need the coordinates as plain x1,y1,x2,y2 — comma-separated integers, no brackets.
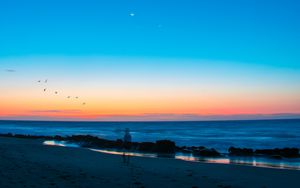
37,79,86,106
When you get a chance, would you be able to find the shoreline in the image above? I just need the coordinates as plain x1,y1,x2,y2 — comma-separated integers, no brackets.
1,133,299,157
44,140,300,171
1,133,299,170
1,136,300,188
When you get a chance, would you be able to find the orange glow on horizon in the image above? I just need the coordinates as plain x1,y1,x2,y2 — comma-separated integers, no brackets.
1,91,300,120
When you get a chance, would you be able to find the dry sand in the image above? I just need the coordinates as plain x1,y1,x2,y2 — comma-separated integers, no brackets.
0,137,299,188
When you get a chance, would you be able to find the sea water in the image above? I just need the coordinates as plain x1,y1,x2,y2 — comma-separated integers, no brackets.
0,119,300,152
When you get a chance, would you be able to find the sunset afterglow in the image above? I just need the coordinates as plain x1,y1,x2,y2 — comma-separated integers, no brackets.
0,1,299,121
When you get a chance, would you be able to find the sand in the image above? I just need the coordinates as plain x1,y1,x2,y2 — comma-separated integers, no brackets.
0,137,299,188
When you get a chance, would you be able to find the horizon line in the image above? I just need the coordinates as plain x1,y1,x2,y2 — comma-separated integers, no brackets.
1,118,300,123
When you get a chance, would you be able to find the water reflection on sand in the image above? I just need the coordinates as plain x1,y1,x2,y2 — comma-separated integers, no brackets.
43,140,300,170
175,153,300,170
43,140,80,148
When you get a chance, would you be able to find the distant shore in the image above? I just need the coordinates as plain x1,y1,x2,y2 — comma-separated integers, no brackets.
1,136,300,188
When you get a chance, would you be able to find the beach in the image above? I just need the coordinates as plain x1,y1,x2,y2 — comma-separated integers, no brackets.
1,136,299,188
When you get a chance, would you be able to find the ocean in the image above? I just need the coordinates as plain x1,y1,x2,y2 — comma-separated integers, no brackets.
0,119,299,152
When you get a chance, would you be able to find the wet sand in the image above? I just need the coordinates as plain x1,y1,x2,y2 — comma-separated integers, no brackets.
0,137,299,188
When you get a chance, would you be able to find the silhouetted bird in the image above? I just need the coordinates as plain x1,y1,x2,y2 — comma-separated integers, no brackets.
75,96,79,99
82,102,86,105
55,91,58,94
43,88,47,92
67,96,71,98
38,80,41,83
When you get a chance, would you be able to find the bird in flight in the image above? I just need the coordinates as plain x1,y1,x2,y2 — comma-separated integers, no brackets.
38,80,41,83
55,91,58,94
45,79,48,83
67,96,71,98
43,88,47,92
82,102,86,105
75,96,79,99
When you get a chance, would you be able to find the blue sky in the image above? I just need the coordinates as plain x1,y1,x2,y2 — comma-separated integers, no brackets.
0,0,299,68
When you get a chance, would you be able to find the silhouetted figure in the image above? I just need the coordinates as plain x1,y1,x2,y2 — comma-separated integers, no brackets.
43,88,47,92
122,128,132,165
82,102,86,105
55,91,58,94
75,96,79,99
67,96,71,98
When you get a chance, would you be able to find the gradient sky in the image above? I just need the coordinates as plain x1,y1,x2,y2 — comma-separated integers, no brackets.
0,0,300,121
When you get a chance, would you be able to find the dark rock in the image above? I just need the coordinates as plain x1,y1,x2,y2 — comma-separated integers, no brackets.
193,148,221,157
115,139,123,146
228,147,254,156
66,135,123,149
191,146,198,150
176,146,193,153
0,133,13,137
270,155,283,159
54,135,63,140
138,142,156,152
198,146,206,150
181,148,193,153
155,140,176,153
255,148,299,158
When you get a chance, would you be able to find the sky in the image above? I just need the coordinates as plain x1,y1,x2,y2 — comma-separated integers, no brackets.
0,0,300,121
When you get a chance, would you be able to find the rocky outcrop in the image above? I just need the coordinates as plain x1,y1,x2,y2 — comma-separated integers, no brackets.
0,133,299,158
193,147,221,157
155,140,176,153
228,146,300,158
138,142,156,152
255,148,299,158
228,147,254,156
